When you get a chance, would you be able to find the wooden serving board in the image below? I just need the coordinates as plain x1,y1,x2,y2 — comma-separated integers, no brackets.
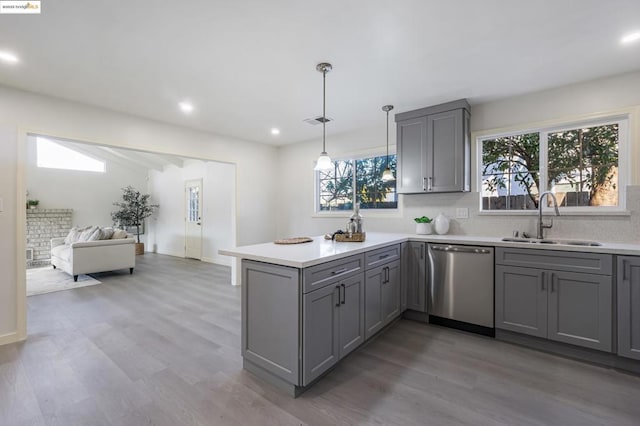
274,237,314,245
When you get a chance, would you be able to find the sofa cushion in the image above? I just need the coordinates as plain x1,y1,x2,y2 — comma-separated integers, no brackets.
64,226,90,244
78,226,100,242
99,227,115,240
51,244,71,262
111,229,128,239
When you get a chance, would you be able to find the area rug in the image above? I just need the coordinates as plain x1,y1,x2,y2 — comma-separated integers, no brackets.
26,266,101,296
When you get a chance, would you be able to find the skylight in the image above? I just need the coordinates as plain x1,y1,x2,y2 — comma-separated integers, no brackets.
36,137,106,172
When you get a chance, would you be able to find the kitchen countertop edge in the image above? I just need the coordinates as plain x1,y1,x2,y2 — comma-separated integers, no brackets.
220,232,640,268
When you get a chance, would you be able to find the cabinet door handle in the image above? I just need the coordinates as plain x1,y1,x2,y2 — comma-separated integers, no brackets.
332,268,347,275
341,283,346,305
550,273,556,293
335,285,341,307
428,176,433,191
541,271,546,291
622,259,629,281
423,177,427,191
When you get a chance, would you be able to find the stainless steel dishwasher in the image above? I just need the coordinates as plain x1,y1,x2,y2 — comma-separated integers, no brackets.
428,244,494,336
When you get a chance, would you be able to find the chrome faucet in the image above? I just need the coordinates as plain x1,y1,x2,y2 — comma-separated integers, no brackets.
537,191,560,239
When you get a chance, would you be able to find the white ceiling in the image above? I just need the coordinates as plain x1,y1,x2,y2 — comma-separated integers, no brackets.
1,0,640,145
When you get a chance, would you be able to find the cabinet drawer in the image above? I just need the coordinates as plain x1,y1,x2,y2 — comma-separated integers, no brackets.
495,247,612,276
303,254,364,293
365,244,401,269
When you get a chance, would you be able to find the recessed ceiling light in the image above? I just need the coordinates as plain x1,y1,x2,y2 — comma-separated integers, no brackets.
621,31,640,44
271,128,280,135
178,101,194,114
0,51,19,64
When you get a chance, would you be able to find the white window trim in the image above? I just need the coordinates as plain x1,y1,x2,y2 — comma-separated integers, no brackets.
476,114,629,214
313,149,401,217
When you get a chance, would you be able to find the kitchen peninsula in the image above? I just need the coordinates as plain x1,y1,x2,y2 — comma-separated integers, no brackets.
221,232,640,396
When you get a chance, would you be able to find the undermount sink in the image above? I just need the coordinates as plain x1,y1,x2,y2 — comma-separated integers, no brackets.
501,237,602,247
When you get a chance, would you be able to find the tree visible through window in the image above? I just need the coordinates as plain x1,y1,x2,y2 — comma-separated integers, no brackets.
317,155,397,211
480,120,622,211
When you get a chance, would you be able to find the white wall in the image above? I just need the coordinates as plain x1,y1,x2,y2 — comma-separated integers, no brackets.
276,71,640,243
147,159,235,266
25,136,149,228
0,85,277,344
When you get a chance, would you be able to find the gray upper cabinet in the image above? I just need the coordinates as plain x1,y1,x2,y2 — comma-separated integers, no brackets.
618,256,640,360
403,242,427,312
495,248,613,352
396,99,470,194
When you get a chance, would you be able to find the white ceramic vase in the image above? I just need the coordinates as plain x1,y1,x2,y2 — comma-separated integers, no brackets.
434,213,450,235
416,222,433,235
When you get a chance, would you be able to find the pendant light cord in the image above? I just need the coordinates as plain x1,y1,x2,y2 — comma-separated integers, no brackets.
322,69,326,153
385,109,389,167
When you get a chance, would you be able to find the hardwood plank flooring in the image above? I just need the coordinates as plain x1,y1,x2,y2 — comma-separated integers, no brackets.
1,253,639,425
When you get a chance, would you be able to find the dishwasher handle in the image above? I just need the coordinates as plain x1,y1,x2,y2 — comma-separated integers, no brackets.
429,245,492,254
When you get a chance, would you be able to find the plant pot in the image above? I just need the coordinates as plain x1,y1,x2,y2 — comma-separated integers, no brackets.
135,243,145,255
416,222,433,235
29,205,37,209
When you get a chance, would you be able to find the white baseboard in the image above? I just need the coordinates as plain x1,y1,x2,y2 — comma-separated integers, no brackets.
0,331,24,346
202,256,233,267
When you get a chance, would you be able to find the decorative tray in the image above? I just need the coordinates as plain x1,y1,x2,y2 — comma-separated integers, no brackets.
274,236,314,245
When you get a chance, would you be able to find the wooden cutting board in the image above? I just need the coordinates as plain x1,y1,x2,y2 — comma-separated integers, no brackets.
274,236,313,245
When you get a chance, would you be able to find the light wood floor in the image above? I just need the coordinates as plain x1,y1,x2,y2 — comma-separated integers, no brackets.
1,254,639,425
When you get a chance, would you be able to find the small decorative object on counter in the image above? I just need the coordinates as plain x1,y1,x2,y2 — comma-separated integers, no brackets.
350,202,364,233
414,216,433,235
434,212,450,235
27,199,39,209
274,236,314,245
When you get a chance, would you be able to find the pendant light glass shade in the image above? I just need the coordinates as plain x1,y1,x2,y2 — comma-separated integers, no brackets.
314,63,333,171
314,152,332,171
381,104,395,181
381,167,395,181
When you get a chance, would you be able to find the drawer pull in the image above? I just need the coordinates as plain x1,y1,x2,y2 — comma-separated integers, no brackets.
379,254,390,260
332,268,347,275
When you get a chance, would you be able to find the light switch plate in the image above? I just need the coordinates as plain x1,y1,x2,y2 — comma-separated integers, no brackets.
455,207,468,219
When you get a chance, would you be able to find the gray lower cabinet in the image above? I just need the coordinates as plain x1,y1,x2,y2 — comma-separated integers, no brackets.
618,256,640,360
495,265,547,338
365,259,401,339
302,272,365,386
242,261,300,384
402,241,427,312
495,248,613,352
302,282,340,385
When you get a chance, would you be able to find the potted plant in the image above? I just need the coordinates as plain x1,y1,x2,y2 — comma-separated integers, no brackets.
414,216,432,235
27,199,39,209
111,186,159,255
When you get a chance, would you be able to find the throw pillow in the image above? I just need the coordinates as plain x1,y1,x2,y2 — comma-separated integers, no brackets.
86,226,103,242
111,229,128,239
78,225,99,242
99,227,114,240
64,226,90,244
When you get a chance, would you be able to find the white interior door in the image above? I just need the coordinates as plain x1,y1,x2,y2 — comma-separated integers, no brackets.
185,179,203,259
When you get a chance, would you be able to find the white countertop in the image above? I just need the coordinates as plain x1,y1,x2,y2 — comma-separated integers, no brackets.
220,232,640,268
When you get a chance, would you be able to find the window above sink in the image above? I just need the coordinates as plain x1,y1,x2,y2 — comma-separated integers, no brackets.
477,114,629,215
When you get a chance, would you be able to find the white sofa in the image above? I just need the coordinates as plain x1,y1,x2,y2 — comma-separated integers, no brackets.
51,237,136,282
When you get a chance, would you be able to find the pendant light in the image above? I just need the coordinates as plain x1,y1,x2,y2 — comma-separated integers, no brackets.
381,104,395,181
314,62,333,171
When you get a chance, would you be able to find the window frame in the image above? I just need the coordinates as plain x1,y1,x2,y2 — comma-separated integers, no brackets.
314,150,401,217
476,114,629,215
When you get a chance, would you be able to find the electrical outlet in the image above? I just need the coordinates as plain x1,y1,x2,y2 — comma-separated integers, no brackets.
455,208,468,219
